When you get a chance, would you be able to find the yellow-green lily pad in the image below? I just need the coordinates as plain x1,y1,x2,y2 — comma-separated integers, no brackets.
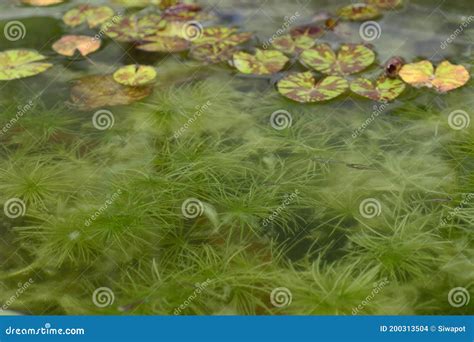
137,36,190,53
104,14,165,42
350,76,405,101
193,27,252,46
52,35,101,57
277,71,348,103
300,44,375,76
338,4,381,21
271,34,316,55
232,49,289,75
63,5,115,28
21,0,64,6
365,0,402,10
113,65,157,86
0,49,52,81
399,60,470,93
190,42,238,64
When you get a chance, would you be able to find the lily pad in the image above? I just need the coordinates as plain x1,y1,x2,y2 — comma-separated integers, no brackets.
52,35,101,57
300,44,375,76
271,34,316,55
63,5,115,28
70,75,152,111
104,14,165,42
399,60,470,93
277,71,348,103
193,27,252,46
137,36,190,53
113,65,157,86
21,0,64,6
232,49,289,75
365,0,402,9
190,42,238,64
350,76,405,101
0,50,52,81
163,4,210,21
338,4,381,21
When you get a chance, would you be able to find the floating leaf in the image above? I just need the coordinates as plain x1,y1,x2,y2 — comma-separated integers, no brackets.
104,14,165,42
112,0,160,7
52,35,101,57
113,65,157,86
163,4,210,21
21,0,64,6
137,36,190,53
70,75,152,111
232,49,288,75
271,34,315,55
300,44,375,76
290,25,325,39
399,60,470,92
350,76,405,101
365,0,402,10
0,50,52,81
63,5,115,28
338,4,381,21
277,71,348,103
190,42,237,64
193,27,252,46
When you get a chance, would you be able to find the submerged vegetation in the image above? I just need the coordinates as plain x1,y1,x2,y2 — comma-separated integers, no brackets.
0,0,473,315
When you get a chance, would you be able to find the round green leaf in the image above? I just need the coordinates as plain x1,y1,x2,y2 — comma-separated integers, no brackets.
232,49,289,75
113,65,157,86
277,71,348,103
137,36,190,53
338,4,381,21
0,49,52,81
365,0,402,10
300,44,375,76
350,77,405,101
193,27,252,46
63,5,115,28
104,14,165,42
190,42,238,64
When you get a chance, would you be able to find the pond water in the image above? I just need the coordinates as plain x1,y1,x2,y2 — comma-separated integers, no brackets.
0,0,472,315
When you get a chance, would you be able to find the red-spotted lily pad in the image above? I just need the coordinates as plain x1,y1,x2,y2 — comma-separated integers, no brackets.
271,34,316,55
70,75,152,111
399,60,470,93
63,5,115,28
350,76,405,101
277,71,348,103
365,0,402,9
300,44,375,76
163,4,212,21
137,36,190,53
52,35,101,57
21,0,63,5
0,50,52,81
193,27,252,46
232,49,289,75
113,65,157,86
190,42,237,64
338,4,381,21
104,14,165,42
